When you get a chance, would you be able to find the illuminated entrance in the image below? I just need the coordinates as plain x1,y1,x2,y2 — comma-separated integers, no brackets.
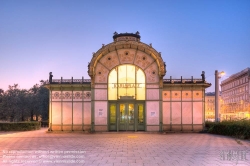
109,102,145,131
108,64,145,131
119,103,134,131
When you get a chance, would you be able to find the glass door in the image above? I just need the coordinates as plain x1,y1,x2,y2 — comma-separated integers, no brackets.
137,104,145,131
109,102,145,131
109,104,117,131
119,103,135,131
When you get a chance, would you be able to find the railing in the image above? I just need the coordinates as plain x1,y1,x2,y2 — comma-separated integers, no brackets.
163,78,204,83
45,78,206,84
45,78,91,84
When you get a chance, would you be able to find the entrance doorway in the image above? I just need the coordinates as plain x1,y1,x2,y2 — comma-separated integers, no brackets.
119,103,134,131
109,102,145,131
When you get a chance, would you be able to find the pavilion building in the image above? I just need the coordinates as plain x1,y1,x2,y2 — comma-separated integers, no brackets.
45,32,211,132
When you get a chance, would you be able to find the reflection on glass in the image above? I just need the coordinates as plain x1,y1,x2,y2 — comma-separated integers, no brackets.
138,104,144,124
120,104,125,123
110,104,116,124
128,104,134,124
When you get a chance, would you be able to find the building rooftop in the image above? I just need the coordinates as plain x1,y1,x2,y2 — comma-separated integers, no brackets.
221,67,250,85
205,92,215,96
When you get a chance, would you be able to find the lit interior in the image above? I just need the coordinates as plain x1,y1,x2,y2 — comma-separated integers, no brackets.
108,64,145,100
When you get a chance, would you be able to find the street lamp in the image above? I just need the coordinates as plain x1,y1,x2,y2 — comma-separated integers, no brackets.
215,70,225,122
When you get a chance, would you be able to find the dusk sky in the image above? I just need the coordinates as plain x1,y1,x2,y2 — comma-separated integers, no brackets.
1,0,249,92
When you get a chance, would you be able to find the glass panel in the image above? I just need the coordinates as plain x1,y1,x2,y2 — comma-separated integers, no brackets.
118,65,126,83
136,69,145,83
109,104,116,124
138,104,144,124
136,69,145,100
118,85,126,97
118,65,126,97
126,65,135,83
128,104,134,124
108,64,145,100
126,65,135,97
120,104,125,123
127,86,135,98
108,68,117,100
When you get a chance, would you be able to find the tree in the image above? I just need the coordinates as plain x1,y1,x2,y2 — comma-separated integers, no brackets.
37,85,49,121
0,83,49,122
0,89,5,120
18,89,29,121
28,83,49,121
2,84,22,121
29,84,39,121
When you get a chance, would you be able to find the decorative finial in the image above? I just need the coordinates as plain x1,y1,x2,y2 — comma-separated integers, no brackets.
136,31,140,35
149,43,152,47
49,72,53,83
201,71,205,81
102,44,105,47
114,31,118,35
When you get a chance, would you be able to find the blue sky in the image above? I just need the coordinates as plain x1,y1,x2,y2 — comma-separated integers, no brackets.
0,0,249,92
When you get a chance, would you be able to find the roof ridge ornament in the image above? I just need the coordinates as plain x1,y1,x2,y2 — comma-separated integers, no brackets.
113,31,141,42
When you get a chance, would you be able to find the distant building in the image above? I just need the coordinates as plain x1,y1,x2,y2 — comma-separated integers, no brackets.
205,92,222,121
221,68,250,120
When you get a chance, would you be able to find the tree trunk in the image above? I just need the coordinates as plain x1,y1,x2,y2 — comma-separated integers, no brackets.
31,109,34,121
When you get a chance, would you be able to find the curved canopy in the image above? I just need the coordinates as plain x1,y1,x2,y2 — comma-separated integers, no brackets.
88,33,166,81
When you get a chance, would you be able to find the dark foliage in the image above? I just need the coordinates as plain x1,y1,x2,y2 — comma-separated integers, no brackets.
0,83,49,122
206,120,250,139
0,121,41,131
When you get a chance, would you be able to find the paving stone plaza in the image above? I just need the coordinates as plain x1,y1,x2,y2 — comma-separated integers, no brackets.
0,128,249,166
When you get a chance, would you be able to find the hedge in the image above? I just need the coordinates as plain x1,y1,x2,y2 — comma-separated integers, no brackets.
0,121,41,131
205,120,250,139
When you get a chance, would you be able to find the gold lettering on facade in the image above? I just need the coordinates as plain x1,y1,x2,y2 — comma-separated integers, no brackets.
113,83,141,88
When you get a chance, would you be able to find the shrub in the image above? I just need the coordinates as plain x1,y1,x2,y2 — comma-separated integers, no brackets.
0,121,41,131
206,120,250,139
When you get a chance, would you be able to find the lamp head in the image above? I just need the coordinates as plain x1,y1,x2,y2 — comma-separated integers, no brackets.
219,71,225,76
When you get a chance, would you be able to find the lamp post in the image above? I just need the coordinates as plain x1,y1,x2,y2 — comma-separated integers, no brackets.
215,70,225,122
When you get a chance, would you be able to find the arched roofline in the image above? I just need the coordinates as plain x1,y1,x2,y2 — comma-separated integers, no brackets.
88,40,166,78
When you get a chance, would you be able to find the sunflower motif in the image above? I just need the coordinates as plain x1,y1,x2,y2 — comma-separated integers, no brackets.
84,92,91,99
65,92,71,99
75,92,81,99
54,92,60,99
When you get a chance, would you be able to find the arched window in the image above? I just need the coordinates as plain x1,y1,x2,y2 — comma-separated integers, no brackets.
108,64,145,100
